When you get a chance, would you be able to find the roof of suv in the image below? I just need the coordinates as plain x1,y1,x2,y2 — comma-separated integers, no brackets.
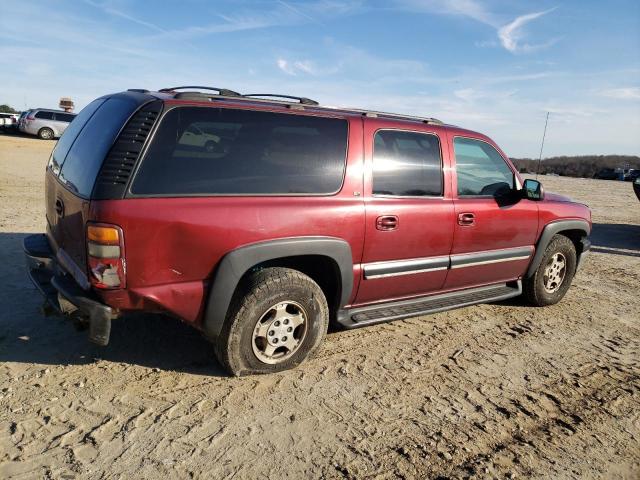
124,86,498,152
136,86,445,125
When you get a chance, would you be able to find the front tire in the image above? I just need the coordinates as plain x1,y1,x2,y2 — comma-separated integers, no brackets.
38,127,54,140
523,235,577,306
215,267,329,376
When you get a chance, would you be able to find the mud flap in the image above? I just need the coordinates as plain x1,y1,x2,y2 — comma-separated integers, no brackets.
88,312,112,346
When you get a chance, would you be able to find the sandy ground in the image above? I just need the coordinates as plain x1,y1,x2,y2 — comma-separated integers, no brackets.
0,132,639,479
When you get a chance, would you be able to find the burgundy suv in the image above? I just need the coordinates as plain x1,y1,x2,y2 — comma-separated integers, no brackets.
24,87,591,375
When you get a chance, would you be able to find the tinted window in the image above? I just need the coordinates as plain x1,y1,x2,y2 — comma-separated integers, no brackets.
58,97,142,197
132,107,348,195
35,111,54,120
55,113,76,122
372,130,442,196
454,137,514,196
48,99,105,175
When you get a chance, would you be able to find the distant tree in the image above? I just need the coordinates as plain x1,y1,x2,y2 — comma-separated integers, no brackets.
0,104,19,114
511,155,640,179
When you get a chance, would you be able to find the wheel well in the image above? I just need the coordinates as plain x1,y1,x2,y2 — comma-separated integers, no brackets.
557,229,587,257
243,255,341,316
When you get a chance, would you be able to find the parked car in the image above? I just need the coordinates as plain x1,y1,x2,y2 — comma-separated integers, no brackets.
178,123,223,152
594,168,619,180
21,108,76,139
24,87,592,376
634,176,640,201
17,110,30,131
623,169,640,182
0,112,19,129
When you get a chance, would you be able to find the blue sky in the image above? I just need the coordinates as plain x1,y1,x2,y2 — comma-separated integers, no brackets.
1,0,639,157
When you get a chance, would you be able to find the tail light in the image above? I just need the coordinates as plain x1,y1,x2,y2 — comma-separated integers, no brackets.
86,224,126,289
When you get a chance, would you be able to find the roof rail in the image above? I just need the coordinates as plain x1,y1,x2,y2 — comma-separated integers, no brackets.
243,94,319,106
158,86,241,97
343,108,443,125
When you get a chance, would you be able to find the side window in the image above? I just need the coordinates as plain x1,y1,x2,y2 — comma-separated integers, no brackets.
131,107,348,195
35,111,54,120
56,113,76,122
454,137,514,196
372,130,443,196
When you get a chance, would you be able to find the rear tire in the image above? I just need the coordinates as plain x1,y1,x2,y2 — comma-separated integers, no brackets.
523,235,576,306
38,127,54,140
204,140,217,152
215,267,329,376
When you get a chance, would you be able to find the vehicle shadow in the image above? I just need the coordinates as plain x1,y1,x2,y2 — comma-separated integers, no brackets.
590,223,640,257
0,232,228,377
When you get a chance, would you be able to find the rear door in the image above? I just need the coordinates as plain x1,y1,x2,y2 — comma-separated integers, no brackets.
46,95,151,284
355,120,455,305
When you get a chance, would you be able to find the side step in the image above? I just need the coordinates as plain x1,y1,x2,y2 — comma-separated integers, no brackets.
337,281,521,329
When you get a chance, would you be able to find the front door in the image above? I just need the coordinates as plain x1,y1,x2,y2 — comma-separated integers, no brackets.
444,135,539,290
355,122,455,305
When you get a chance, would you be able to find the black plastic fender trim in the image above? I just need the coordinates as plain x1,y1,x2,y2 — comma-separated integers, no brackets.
526,219,590,277
203,236,353,340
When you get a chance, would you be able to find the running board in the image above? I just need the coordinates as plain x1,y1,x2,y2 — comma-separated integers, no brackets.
337,281,521,329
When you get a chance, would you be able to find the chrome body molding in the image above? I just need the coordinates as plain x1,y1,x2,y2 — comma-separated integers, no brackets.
364,255,449,279
363,246,533,279
450,246,534,269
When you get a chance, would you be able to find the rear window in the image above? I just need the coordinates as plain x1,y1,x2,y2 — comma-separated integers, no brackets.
35,111,54,120
131,107,348,195
58,97,143,197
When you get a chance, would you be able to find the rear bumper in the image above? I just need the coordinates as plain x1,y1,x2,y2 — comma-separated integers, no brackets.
23,233,118,345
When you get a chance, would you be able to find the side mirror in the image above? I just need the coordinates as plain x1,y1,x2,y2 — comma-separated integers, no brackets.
522,179,544,201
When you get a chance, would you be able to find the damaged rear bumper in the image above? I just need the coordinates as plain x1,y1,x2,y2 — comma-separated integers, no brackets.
23,233,118,345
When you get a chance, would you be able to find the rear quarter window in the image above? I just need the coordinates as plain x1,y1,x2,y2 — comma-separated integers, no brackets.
131,107,348,196
55,113,76,122
57,97,146,197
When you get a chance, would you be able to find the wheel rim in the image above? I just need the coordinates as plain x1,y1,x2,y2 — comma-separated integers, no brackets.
543,252,567,293
252,301,308,364
42,129,52,139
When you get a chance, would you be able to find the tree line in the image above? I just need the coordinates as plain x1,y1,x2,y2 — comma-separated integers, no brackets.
511,155,640,178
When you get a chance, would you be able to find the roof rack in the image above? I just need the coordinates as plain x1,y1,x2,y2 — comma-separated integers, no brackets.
153,86,442,124
158,86,241,97
243,94,319,106
342,108,442,125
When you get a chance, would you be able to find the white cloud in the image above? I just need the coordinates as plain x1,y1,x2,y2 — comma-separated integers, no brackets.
395,1,558,54
600,87,640,100
276,58,321,75
277,58,297,75
82,0,170,34
497,8,556,53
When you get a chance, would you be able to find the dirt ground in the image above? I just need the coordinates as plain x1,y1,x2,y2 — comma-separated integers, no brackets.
0,132,639,479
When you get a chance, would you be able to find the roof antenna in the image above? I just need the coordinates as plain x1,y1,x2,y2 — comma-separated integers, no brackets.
536,112,550,179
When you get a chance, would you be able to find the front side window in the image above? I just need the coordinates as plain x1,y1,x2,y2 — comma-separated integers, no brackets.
372,130,443,196
131,107,348,195
454,137,514,196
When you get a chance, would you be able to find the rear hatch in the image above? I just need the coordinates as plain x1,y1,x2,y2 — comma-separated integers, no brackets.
45,92,158,288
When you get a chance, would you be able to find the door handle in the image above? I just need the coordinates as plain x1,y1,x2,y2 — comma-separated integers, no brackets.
376,215,398,231
55,198,64,217
457,212,475,226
